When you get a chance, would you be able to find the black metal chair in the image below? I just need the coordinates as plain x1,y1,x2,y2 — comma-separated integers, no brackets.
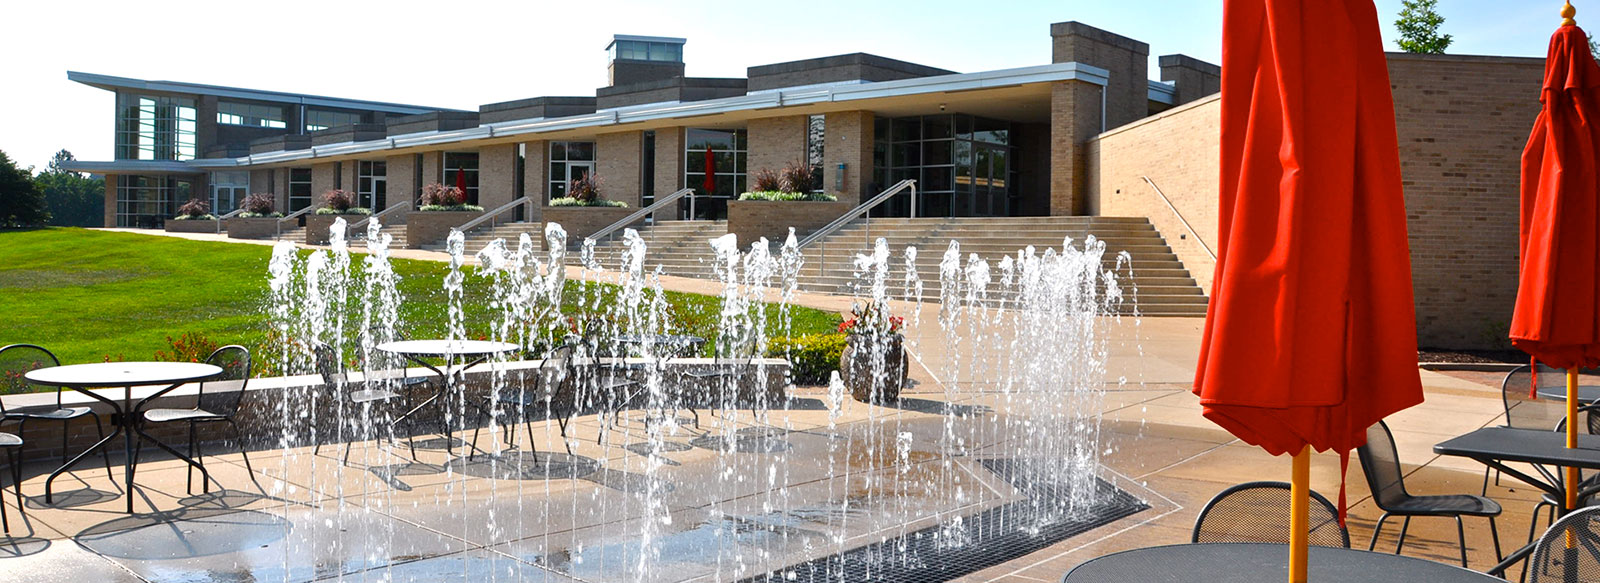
0,429,21,535
1359,419,1503,566
0,344,113,482
471,343,578,459
1492,365,1571,494
135,345,257,494
1192,481,1350,548
1528,506,1600,583
310,343,415,463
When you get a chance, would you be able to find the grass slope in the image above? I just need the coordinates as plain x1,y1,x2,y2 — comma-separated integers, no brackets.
0,228,838,370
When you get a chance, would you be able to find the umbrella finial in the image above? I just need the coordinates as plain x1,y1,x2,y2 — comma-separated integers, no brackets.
1563,2,1577,26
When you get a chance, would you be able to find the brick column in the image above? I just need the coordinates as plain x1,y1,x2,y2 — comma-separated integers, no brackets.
340,161,358,194
748,115,808,177
310,162,338,207
478,144,517,211
522,140,548,224
1049,21,1144,216
654,128,685,219
274,169,290,211
1159,54,1222,106
596,130,643,207
420,151,442,187
386,154,416,206
1050,81,1106,216
1051,21,1149,129
103,176,117,227
823,111,873,205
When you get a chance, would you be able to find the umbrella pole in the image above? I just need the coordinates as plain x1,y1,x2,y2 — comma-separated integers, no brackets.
1567,367,1579,511
1290,445,1310,583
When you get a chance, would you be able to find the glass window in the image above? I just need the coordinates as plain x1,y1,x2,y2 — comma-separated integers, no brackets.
116,94,196,161
443,152,480,205
548,141,597,201
358,161,387,210
877,114,1014,218
116,175,176,227
305,109,362,132
684,128,747,219
210,171,249,214
217,101,286,129
806,115,825,193
289,168,313,212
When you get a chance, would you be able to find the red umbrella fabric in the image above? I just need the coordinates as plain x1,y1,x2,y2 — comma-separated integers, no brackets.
703,146,716,194
1510,23,1600,372
1194,0,1424,459
454,167,467,203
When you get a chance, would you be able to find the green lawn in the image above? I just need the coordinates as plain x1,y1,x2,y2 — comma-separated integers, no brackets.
0,228,839,380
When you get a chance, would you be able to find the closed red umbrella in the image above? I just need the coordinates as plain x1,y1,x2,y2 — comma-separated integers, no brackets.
1510,4,1600,512
454,166,467,204
703,145,716,194
1195,0,1424,579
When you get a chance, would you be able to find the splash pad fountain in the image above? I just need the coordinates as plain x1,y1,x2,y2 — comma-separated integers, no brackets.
94,217,1149,582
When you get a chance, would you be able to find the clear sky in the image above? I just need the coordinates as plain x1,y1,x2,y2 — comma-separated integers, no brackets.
0,0,1568,171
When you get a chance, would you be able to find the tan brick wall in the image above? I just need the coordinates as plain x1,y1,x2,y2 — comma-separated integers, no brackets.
654,128,685,218
274,168,291,211
339,161,357,194
748,115,808,178
1087,53,1545,350
522,141,548,224
1051,80,1105,216
406,210,484,248
823,111,873,205
1051,22,1148,130
421,151,442,187
541,206,638,239
596,131,643,207
726,200,854,246
311,162,338,207
103,176,116,227
248,169,274,198
386,154,416,207
1088,94,1221,292
478,144,517,210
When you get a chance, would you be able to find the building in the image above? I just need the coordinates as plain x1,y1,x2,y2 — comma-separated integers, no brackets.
62,22,1544,351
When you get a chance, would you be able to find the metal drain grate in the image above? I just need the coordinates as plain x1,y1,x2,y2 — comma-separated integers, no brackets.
748,459,1149,583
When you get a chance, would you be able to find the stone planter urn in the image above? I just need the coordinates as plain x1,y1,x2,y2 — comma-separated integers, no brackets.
225,217,282,240
406,210,485,249
305,213,368,245
164,217,219,233
840,332,909,404
541,206,638,240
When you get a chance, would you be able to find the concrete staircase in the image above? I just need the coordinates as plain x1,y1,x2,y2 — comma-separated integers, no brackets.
415,216,1207,317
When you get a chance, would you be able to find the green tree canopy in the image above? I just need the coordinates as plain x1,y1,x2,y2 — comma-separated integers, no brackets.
35,150,104,227
0,150,49,227
1395,0,1453,54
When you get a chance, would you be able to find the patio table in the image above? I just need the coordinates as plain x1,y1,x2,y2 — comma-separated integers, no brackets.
1060,542,1501,582
614,334,706,358
1434,425,1600,575
377,340,519,457
24,361,222,513
1535,385,1600,403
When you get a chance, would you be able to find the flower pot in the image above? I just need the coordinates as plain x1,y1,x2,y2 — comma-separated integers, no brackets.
225,217,282,240
840,332,909,404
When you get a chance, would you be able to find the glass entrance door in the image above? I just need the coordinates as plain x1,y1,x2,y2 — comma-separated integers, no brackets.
970,144,1010,217
212,185,244,215
566,162,595,187
367,176,387,210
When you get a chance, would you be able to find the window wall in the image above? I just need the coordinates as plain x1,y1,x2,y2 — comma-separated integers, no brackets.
115,94,196,161
443,152,479,205
608,40,682,62
305,109,362,132
548,141,596,201
684,128,746,219
116,175,193,227
358,161,387,210
210,171,249,214
217,102,286,129
806,115,825,193
289,168,313,212
873,114,1014,218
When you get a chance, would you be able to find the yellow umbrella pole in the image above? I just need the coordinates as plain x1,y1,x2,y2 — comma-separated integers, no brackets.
1568,367,1580,511
1290,445,1310,583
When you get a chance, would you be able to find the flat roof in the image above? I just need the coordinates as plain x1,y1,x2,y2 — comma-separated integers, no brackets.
67,71,465,115
608,34,687,48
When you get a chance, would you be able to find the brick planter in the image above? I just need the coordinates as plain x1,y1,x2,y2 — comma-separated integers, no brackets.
726,200,854,245
406,210,485,249
164,218,220,233
305,213,369,245
225,217,282,240
541,206,637,239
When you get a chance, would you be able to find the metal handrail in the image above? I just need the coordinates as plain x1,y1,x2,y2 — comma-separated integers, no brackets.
276,205,315,236
796,180,917,249
455,196,531,234
214,209,243,234
350,200,410,231
585,187,696,245
1140,175,1216,262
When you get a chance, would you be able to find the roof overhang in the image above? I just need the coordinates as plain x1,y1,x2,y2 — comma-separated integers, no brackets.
67,71,463,115
58,160,204,175
1148,80,1177,105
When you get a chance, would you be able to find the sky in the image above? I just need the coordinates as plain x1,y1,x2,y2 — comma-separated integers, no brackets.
0,0,1565,171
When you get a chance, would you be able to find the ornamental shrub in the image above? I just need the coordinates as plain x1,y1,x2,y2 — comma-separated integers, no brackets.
751,168,782,192
420,183,465,207
767,333,847,385
175,198,214,220
239,193,280,217
779,159,815,194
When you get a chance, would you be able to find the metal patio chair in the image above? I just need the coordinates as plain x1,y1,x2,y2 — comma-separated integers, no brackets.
1528,506,1600,583
1192,481,1350,548
135,345,258,494
310,342,416,463
0,428,21,535
1493,364,1572,494
1359,419,1502,567
0,344,114,482
471,343,580,460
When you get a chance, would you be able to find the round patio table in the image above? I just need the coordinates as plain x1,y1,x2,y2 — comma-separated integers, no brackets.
1060,543,1501,582
376,340,519,457
1535,385,1600,403
614,334,706,358
24,361,222,513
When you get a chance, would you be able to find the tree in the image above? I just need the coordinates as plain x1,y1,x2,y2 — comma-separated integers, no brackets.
1395,0,1453,54
0,150,49,227
34,149,105,227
